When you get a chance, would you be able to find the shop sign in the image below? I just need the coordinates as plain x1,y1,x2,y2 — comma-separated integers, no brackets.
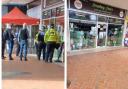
46,0,63,7
69,0,126,18
74,0,82,9
69,10,97,21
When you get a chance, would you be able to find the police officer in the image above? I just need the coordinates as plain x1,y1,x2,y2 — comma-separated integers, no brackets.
4,24,14,60
55,30,64,63
37,28,46,60
44,24,59,63
19,23,29,61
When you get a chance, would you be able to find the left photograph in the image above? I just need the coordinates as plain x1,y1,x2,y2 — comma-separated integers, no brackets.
2,0,64,89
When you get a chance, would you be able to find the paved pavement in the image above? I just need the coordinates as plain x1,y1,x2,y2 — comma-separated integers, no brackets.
2,55,64,89
68,48,128,89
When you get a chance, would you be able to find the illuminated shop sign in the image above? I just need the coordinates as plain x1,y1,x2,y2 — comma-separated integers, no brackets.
69,0,126,18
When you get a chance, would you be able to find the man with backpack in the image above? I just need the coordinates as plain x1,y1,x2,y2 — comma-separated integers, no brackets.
4,24,14,60
18,23,29,61
44,24,59,63
37,28,46,61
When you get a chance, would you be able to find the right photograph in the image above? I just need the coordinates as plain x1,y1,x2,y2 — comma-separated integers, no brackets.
67,0,128,88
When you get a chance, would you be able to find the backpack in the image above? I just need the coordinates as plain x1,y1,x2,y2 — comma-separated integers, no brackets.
20,29,28,40
38,32,45,43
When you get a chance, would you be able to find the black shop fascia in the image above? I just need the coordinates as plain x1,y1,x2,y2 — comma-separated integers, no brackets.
68,0,126,19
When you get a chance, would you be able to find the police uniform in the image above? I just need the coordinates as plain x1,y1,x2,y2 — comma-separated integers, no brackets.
44,28,59,62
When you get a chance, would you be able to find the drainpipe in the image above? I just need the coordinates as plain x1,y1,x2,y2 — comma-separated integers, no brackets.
40,0,46,30
39,0,43,30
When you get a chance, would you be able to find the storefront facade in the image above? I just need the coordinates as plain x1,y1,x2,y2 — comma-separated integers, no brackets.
42,0,64,31
67,0,126,51
27,0,64,59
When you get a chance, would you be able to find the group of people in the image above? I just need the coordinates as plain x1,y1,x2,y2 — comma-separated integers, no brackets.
2,23,64,63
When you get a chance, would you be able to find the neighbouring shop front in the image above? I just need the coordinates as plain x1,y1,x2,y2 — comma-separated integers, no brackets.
43,0,64,31
68,0,126,51
42,0,64,61
27,0,64,54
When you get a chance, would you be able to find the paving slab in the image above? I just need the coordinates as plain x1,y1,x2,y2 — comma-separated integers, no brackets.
68,48,128,89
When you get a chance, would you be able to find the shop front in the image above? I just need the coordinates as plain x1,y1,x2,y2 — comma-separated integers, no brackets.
42,0,64,29
68,0,126,51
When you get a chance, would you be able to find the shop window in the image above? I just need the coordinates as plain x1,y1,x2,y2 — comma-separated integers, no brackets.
107,24,123,46
98,16,108,22
43,10,51,19
70,22,97,50
108,18,124,24
51,8,56,17
56,6,64,16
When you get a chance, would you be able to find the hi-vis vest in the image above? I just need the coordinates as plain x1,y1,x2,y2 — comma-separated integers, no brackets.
44,28,59,43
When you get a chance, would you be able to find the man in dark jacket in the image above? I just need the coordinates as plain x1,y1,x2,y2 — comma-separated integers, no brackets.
19,23,29,61
4,24,14,60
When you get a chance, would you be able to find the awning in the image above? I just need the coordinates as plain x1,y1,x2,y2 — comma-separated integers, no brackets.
2,7,40,25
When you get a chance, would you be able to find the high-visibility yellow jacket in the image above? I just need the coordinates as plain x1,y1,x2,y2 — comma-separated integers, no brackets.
34,33,38,43
44,28,59,43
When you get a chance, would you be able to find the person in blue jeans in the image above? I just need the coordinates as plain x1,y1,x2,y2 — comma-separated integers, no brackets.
4,24,14,60
19,23,29,61
15,30,20,56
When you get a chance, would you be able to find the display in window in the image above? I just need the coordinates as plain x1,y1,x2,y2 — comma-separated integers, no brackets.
107,24,123,46
70,22,96,50
97,24,107,46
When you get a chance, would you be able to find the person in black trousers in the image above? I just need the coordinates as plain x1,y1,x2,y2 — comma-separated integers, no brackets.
2,28,6,59
37,29,46,60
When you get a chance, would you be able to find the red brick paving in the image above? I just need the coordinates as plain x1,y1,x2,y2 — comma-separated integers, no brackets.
2,55,64,89
68,48,128,89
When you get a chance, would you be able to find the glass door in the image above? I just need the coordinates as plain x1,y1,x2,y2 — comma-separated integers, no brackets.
97,23,107,47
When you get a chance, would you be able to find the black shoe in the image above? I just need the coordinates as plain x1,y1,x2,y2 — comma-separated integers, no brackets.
38,58,40,61
9,57,13,60
20,57,22,61
45,60,48,63
2,56,6,59
25,58,28,61
55,60,62,63
50,60,53,63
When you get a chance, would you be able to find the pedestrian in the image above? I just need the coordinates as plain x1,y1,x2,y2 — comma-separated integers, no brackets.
2,26,6,59
34,31,39,57
44,24,59,63
4,24,14,60
37,28,46,61
55,27,64,63
15,30,20,56
19,23,29,61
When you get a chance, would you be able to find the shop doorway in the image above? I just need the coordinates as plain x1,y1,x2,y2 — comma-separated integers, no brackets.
97,22,107,47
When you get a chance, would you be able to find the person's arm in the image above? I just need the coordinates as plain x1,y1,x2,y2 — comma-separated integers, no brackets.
56,31,60,43
44,30,49,43
18,30,21,43
27,29,29,39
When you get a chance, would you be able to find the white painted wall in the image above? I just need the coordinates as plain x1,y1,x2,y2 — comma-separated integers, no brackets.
27,5,41,19
2,6,8,16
